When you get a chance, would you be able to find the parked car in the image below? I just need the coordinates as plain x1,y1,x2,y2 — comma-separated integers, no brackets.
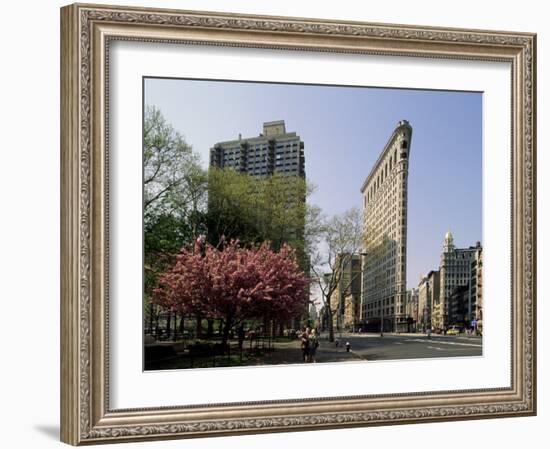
446,327,460,336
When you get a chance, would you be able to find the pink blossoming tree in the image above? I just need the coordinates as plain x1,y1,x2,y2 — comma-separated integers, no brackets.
153,240,309,347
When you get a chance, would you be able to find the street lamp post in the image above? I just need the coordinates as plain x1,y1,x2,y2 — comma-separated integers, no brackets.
360,251,368,334
338,301,343,339
380,295,384,337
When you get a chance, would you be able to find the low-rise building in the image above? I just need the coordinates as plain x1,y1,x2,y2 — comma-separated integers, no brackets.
471,247,483,333
418,270,439,331
329,254,362,332
439,232,481,329
449,285,469,326
405,288,419,332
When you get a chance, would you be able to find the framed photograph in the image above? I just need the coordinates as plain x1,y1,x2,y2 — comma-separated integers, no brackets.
60,3,537,445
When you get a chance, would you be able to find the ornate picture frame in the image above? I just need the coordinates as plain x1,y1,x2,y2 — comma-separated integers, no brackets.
60,3,536,445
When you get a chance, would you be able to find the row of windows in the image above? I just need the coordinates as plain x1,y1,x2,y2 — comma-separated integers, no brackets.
226,156,301,165
275,167,301,173
367,297,395,308
275,154,300,160
365,308,394,317
218,141,299,155
444,273,470,278
365,148,407,205
364,192,407,242
276,146,300,152
364,304,407,317
444,252,475,260
275,142,299,149
275,162,298,168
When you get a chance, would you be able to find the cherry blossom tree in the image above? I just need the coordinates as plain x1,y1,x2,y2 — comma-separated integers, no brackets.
153,240,309,347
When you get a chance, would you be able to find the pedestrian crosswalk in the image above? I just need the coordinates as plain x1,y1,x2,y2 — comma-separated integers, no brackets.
404,338,482,348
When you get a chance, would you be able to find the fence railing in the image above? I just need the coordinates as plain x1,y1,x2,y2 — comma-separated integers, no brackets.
144,334,283,370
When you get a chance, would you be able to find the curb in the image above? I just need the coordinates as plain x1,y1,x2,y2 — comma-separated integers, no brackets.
350,350,368,361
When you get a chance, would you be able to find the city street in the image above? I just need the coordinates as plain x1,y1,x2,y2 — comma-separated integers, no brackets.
248,332,482,366
328,332,482,361
145,332,483,370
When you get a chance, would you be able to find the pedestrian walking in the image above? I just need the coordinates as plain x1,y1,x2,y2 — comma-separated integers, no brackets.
308,329,319,363
237,324,245,351
300,327,311,363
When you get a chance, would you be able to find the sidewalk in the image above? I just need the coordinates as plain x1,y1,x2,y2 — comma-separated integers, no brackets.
246,339,365,365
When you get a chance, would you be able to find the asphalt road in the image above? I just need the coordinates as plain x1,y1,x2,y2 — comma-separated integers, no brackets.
146,333,482,371
330,333,483,361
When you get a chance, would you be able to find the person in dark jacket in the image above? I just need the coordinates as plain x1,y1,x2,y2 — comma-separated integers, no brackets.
300,327,311,362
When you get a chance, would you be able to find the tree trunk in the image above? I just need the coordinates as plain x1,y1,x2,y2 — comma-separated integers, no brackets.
221,318,233,349
154,313,160,338
166,312,171,338
327,308,335,342
237,324,245,350
148,302,154,334
196,316,203,339
207,319,214,338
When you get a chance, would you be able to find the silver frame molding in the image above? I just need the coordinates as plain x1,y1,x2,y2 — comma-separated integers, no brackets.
60,3,536,445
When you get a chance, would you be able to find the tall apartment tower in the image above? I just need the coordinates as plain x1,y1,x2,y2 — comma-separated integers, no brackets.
360,120,412,333
437,232,481,330
210,120,305,177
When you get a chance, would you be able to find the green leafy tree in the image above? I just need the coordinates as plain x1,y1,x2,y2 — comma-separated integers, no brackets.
206,168,313,270
310,208,363,342
143,105,208,274
143,106,208,333
144,105,206,217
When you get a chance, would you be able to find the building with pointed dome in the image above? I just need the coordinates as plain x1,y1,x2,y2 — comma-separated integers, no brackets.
435,232,482,331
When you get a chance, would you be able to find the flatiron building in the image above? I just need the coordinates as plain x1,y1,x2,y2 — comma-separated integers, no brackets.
360,120,412,333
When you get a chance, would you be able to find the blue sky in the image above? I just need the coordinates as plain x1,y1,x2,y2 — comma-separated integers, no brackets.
145,78,482,289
